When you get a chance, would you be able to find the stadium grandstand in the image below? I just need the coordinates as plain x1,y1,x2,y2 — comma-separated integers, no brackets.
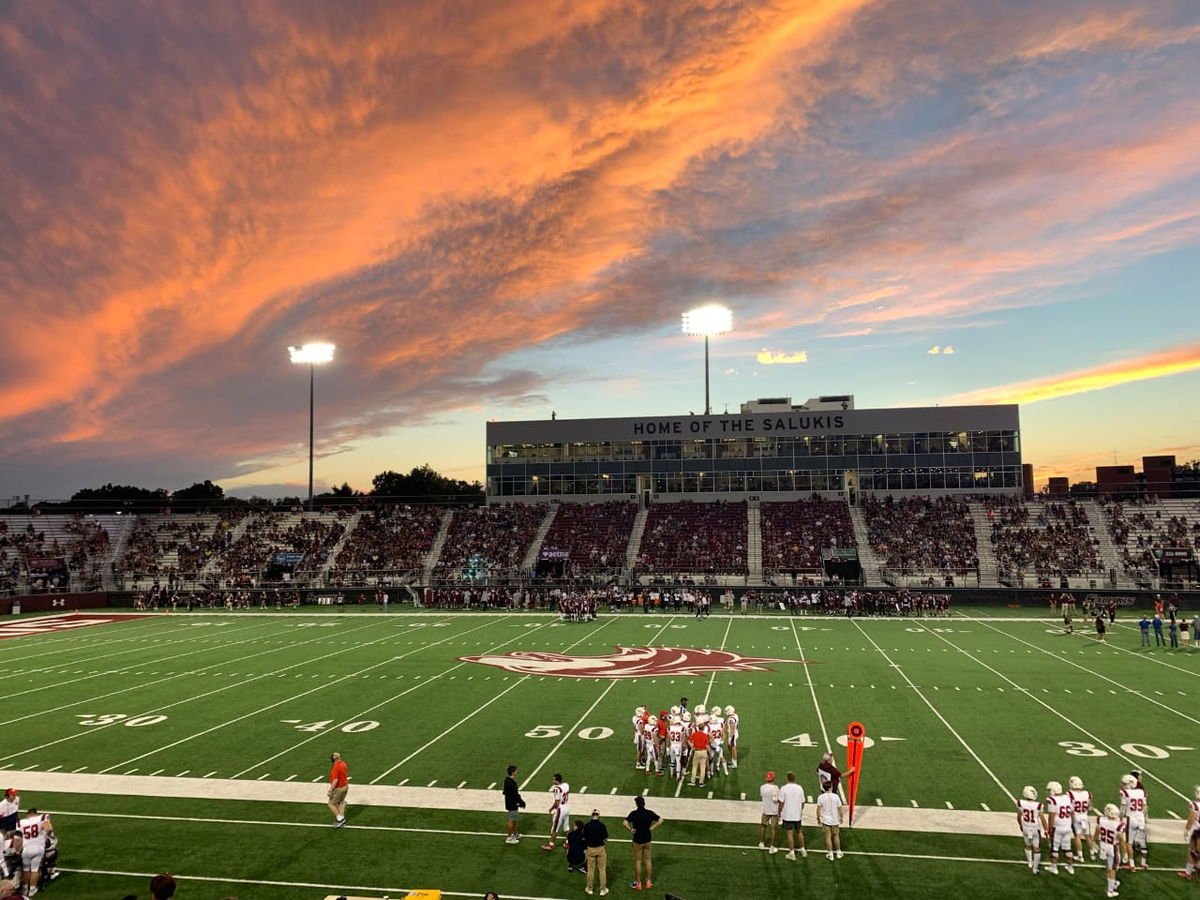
2,397,1199,601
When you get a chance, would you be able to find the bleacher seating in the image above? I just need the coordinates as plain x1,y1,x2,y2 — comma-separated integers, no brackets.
331,505,444,580
760,498,855,576
540,502,636,574
984,497,1101,578
434,504,546,580
636,501,748,576
1101,496,1200,581
861,495,977,576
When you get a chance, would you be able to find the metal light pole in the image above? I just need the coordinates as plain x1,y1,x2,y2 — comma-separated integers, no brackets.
681,305,732,415
288,342,335,510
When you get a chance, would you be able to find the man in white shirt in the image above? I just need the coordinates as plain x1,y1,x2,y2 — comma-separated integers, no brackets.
0,789,19,833
816,782,844,860
758,771,780,854
778,771,808,860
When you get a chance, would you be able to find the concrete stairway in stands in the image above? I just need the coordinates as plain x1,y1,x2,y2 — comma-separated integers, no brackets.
319,510,363,579
967,501,1001,587
1080,500,1128,587
625,507,650,576
847,505,885,586
746,503,763,584
522,504,559,570
423,508,455,581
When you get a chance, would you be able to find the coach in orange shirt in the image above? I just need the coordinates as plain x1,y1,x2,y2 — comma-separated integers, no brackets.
328,752,349,827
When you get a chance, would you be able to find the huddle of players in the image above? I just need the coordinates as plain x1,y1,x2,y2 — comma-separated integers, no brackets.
631,703,739,784
1016,773,1155,898
0,791,59,897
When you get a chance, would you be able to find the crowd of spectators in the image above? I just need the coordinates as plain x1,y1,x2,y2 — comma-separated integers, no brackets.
761,498,855,577
434,504,547,580
636,501,748,576
116,511,249,586
210,511,348,580
766,588,952,616
861,495,977,574
1101,497,1199,579
540,502,637,575
984,497,1101,577
331,505,445,581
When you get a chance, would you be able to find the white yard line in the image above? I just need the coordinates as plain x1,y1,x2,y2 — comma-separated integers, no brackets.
526,616,680,791
369,618,616,785
969,619,1200,728
925,627,1192,805
0,618,387,744
790,618,845,802
672,615,734,799
851,619,1014,804
110,617,493,776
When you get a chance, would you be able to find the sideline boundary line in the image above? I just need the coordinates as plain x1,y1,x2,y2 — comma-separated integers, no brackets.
791,618,845,802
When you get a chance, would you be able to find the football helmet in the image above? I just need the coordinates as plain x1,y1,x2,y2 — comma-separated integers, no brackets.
669,705,681,717
1194,785,1200,801
1103,803,1120,819
1046,781,1063,796
1022,785,1038,801
724,705,735,716
1068,776,1083,791
669,715,681,725
710,705,723,717
1120,774,1137,788
648,715,658,725
681,711,692,723
635,706,647,717
694,704,706,715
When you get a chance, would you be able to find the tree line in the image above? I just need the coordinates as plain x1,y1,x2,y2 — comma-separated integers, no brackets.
2,465,483,513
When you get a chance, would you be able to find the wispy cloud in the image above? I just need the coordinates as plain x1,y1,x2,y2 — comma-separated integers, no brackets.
945,342,1200,405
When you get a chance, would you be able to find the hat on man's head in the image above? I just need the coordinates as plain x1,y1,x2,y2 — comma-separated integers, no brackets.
765,771,775,782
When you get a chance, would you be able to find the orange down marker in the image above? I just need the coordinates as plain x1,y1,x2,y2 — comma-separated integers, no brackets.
845,721,866,825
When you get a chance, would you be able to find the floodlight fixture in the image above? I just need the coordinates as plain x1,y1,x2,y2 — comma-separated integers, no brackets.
288,342,335,365
288,342,336,510
681,304,732,415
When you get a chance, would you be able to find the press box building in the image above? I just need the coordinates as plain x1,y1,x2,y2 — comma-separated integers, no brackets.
486,395,1022,503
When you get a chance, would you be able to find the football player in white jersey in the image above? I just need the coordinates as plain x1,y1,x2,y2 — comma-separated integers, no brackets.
632,706,647,768
543,773,570,851
1043,781,1076,875
1017,785,1044,874
725,705,739,769
643,716,662,775
707,707,728,776
18,807,53,897
1119,773,1149,870
1180,785,1200,881
1093,803,1125,898
667,715,686,780
1067,776,1096,860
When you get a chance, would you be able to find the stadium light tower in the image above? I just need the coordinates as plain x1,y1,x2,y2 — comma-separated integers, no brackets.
681,304,732,415
288,342,335,511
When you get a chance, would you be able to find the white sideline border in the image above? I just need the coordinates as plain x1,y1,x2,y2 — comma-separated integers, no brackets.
16,771,1187,843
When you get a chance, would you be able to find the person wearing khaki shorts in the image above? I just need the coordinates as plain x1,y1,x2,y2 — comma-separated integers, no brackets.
759,770,780,853
583,809,610,896
624,795,663,890
327,752,349,827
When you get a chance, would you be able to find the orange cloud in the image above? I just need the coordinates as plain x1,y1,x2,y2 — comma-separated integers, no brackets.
945,342,1200,406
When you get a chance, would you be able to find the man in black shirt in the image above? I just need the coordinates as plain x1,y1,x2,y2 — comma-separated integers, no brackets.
582,809,610,896
624,795,663,890
503,764,526,845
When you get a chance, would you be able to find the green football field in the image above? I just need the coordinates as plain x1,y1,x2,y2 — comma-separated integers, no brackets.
2,607,1197,899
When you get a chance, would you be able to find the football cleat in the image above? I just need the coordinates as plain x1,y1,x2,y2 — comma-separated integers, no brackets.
1068,776,1083,791
1046,781,1063,797
1022,785,1038,801
1103,803,1120,819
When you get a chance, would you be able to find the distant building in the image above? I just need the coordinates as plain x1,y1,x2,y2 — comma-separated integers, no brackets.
1022,463,1034,499
1047,476,1069,498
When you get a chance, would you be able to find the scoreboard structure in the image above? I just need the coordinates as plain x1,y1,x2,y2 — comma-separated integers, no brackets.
485,398,1022,503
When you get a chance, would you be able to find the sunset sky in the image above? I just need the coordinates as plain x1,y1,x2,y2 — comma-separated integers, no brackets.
1,0,1198,500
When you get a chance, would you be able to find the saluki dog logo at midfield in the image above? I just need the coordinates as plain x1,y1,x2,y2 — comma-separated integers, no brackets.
459,646,808,679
